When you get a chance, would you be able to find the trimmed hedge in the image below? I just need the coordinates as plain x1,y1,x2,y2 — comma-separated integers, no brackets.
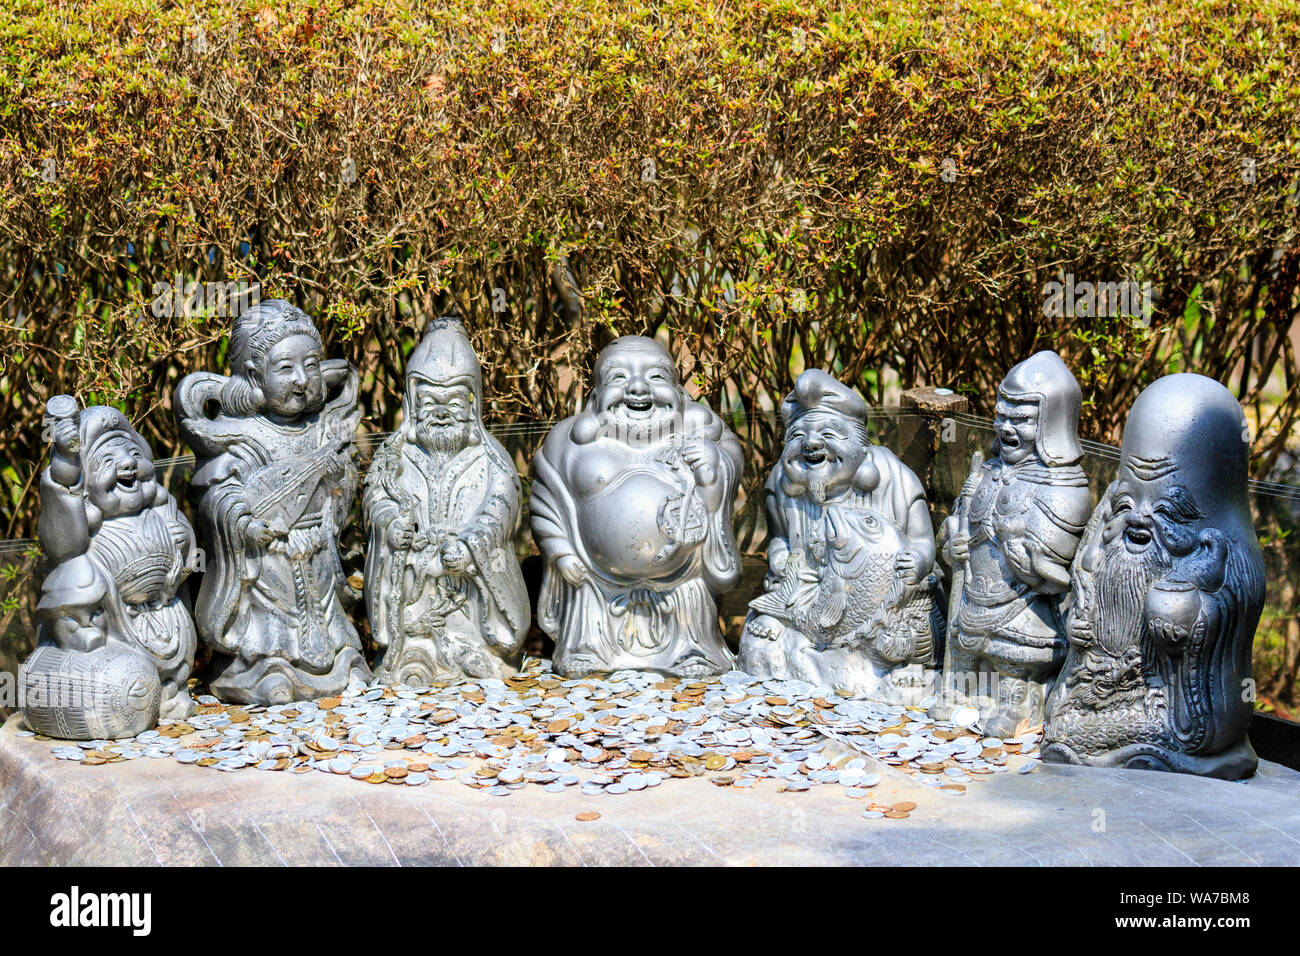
0,0,1298,538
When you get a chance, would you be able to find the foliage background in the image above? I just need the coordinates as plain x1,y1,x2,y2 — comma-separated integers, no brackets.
1,0,1299,705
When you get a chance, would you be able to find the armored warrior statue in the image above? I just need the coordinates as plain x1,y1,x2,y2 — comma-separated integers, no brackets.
937,351,1092,735
20,396,199,740
531,336,744,678
363,318,529,684
1044,374,1265,779
737,370,944,700
175,300,369,705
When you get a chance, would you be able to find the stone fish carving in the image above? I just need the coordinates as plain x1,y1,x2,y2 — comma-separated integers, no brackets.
738,370,944,701
531,336,744,678
363,317,529,684
1043,373,1265,779
936,351,1092,736
19,395,199,740
176,300,370,705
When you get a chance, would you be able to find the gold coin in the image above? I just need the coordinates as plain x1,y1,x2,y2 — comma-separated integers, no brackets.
82,756,106,766
227,710,250,724
366,773,387,784
884,810,910,819
384,767,408,779
704,754,727,771
628,750,653,763
317,696,341,710
408,761,429,773
575,811,601,821
940,784,966,793
197,757,218,767
546,719,571,733
892,801,917,812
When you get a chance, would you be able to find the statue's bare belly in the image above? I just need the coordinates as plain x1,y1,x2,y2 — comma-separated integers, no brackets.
577,469,691,581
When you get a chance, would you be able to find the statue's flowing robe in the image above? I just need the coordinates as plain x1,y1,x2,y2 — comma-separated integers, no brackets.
37,471,196,699
363,432,529,679
531,413,743,675
186,400,362,693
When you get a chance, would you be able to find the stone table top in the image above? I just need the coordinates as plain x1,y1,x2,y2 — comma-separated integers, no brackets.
1,718,1297,866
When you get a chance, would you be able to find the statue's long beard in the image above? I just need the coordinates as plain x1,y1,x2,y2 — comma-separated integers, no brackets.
1093,534,1172,658
416,420,473,455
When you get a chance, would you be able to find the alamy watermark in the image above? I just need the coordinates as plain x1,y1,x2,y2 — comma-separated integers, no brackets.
1043,274,1152,325
149,275,261,320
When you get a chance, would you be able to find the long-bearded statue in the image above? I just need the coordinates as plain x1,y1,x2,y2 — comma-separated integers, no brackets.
531,336,744,678
737,370,944,700
19,397,199,740
175,300,369,705
937,351,1092,735
363,317,529,684
1043,373,1265,779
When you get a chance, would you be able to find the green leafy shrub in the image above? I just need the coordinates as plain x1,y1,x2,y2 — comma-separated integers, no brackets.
1,0,1298,695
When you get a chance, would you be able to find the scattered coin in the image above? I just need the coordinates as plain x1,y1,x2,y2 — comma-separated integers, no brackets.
40,661,1027,823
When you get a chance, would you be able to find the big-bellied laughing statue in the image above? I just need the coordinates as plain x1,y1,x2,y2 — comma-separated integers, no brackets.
531,336,743,678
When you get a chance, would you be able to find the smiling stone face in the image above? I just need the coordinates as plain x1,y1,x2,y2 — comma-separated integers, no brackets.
779,410,866,501
1107,467,1206,560
86,432,157,518
252,333,325,421
592,338,683,442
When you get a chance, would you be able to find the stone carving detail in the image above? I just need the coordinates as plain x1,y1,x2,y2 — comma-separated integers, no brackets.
531,336,743,677
20,396,199,740
363,317,529,684
1043,373,1265,778
737,370,944,700
176,300,369,705
936,351,1092,735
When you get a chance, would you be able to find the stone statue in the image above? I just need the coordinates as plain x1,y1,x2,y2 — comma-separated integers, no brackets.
1043,373,1265,779
175,300,369,705
363,317,529,684
737,370,944,700
19,396,199,740
936,351,1092,735
531,336,743,677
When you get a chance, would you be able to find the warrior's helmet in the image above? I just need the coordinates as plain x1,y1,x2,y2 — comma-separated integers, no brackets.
997,350,1083,467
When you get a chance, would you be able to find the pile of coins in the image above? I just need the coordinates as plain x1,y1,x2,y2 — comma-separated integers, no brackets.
35,659,1043,819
